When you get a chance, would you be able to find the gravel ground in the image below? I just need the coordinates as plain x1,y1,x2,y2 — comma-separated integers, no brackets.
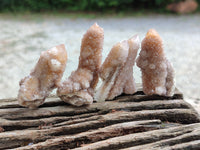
0,14,199,112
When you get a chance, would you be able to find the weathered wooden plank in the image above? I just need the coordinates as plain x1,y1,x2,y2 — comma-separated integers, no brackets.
0,99,194,120
0,106,198,133
0,109,198,149
121,129,200,150
0,112,100,131
0,86,182,108
72,123,200,150
114,89,183,103
162,140,200,150
0,85,199,149
0,96,62,109
13,120,162,150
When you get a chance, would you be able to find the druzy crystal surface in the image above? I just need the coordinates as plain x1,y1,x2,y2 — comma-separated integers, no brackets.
18,44,67,108
137,29,175,96
96,35,139,102
57,23,104,106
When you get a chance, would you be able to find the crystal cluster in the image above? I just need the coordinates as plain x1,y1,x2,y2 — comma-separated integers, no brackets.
96,35,139,102
18,24,175,108
137,29,175,96
57,23,104,106
18,44,67,108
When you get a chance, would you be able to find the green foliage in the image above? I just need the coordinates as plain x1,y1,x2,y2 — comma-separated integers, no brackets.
0,0,198,13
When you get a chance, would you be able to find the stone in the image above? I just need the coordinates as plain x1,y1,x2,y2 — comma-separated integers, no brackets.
95,35,140,102
167,0,198,14
137,29,175,96
57,23,104,106
18,44,67,109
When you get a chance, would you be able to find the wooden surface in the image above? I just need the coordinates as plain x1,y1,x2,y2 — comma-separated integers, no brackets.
0,86,200,150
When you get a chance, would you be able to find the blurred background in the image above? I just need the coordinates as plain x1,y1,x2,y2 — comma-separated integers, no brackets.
0,0,200,111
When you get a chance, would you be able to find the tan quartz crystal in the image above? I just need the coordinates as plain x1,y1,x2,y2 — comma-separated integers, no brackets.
137,29,175,96
96,35,140,102
18,44,67,109
57,23,104,106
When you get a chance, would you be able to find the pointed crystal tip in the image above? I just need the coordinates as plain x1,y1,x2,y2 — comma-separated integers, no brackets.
93,22,99,27
130,34,140,43
146,29,160,38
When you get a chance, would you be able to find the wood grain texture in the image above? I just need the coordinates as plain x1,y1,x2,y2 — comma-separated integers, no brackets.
0,85,199,149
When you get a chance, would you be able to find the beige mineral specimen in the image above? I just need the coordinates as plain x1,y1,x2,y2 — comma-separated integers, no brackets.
137,29,175,96
18,44,67,109
96,35,140,102
57,23,104,106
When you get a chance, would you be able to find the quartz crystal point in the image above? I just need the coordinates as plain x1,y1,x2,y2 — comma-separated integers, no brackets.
57,23,104,106
96,35,140,102
18,44,67,109
137,29,175,96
